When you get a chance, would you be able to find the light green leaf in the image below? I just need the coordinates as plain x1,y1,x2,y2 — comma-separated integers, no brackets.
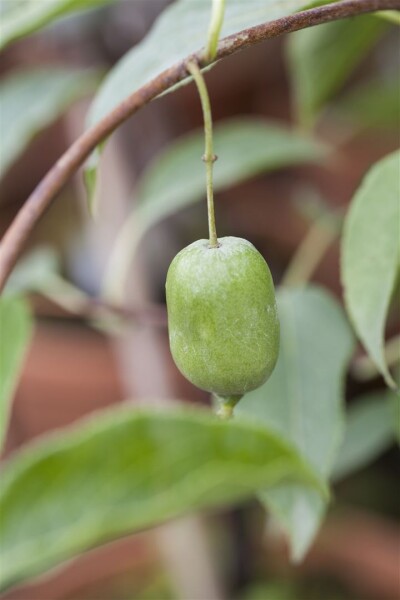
333,391,396,480
287,15,387,127
342,150,400,389
237,286,355,560
0,405,324,590
332,78,400,130
0,296,33,449
241,581,298,600
84,0,311,203
376,9,400,25
139,119,326,219
0,68,100,179
0,0,113,50
4,247,94,315
103,118,327,302
4,246,60,295
88,0,307,128
84,165,99,217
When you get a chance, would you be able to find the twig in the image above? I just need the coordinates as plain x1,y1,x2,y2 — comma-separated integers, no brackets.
36,283,168,328
282,213,342,286
0,0,398,292
44,274,168,327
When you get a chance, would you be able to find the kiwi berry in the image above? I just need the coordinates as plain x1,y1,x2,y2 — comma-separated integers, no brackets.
166,236,279,407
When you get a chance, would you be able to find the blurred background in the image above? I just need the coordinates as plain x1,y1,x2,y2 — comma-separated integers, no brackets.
0,1,399,599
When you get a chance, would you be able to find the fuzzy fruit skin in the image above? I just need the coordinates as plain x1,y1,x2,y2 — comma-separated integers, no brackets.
166,236,280,398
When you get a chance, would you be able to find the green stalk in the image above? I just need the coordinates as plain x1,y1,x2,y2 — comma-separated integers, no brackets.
282,214,340,287
205,0,226,62
186,60,219,249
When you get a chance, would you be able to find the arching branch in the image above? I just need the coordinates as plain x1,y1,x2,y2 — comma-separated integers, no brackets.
0,0,398,291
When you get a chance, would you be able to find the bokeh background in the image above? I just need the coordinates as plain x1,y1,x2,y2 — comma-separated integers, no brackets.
0,1,399,599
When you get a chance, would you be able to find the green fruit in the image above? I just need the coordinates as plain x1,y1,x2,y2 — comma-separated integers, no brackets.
166,236,280,401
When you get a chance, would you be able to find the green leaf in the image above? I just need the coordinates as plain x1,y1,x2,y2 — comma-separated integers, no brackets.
332,77,400,130
4,246,60,295
0,405,324,591
241,580,298,600
84,0,311,203
342,150,400,389
286,15,387,127
237,286,355,560
376,9,400,25
4,247,95,316
333,391,396,480
88,0,307,128
0,68,100,179
0,296,33,449
84,164,99,217
139,119,326,219
103,118,327,302
0,0,113,50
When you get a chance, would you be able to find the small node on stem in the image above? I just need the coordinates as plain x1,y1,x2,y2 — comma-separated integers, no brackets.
202,154,218,163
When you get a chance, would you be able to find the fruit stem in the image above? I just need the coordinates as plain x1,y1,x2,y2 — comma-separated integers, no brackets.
186,60,219,249
204,0,226,63
213,394,243,420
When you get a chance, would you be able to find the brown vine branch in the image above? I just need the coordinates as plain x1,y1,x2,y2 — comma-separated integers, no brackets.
0,0,398,292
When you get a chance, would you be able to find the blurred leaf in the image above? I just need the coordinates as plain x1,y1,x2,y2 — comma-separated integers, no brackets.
376,9,400,25
342,150,400,389
0,68,100,179
0,0,112,50
138,119,326,218
84,0,311,206
333,391,396,480
103,118,327,302
287,15,387,127
4,246,60,295
237,286,355,560
5,246,95,315
333,78,400,129
88,0,307,128
241,580,297,600
0,296,33,449
84,165,99,217
0,405,324,590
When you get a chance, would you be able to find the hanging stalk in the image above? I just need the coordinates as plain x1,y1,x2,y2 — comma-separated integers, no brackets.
186,60,219,249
